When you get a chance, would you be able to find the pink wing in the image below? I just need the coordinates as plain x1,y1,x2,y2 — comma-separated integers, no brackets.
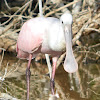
17,18,44,59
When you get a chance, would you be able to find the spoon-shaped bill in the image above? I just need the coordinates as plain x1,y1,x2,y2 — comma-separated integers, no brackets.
64,25,78,73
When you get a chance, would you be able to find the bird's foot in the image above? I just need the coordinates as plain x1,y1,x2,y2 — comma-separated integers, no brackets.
50,79,55,95
26,68,31,100
26,68,31,79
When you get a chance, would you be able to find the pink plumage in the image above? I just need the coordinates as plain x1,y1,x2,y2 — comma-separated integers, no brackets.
16,13,78,99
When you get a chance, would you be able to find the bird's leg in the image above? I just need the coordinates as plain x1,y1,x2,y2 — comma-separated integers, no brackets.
50,57,58,95
45,54,52,78
26,54,32,100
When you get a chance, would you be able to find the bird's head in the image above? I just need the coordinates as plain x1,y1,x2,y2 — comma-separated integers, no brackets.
60,12,73,40
60,12,73,25
60,12,78,73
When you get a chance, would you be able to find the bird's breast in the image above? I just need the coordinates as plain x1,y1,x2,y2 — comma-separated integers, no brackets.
49,39,66,52
41,31,66,53
46,23,66,52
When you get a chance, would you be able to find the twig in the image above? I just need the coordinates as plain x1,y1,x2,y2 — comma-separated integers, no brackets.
84,28,100,33
33,1,39,13
4,0,11,10
1,14,32,19
1,17,12,26
0,63,9,82
82,0,86,10
89,43,100,49
0,49,6,70
0,60,20,82
21,0,33,15
13,0,32,15
0,29,20,38
78,51,100,57
87,88,100,96
1,0,32,26
87,77,100,84
29,0,32,14
57,53,66,68
2,63,9,81
45,0,80,17
72,16,91,45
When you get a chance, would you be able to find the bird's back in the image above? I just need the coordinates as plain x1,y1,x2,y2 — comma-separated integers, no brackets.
17,17,65,59
17,17,49,52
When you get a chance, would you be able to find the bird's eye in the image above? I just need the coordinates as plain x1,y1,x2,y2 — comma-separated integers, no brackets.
62,21,63,24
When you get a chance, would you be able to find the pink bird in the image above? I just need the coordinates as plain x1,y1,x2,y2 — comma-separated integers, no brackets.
16,12,78,100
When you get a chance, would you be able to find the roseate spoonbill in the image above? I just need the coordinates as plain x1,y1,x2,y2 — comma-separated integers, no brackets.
16,12,78,100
